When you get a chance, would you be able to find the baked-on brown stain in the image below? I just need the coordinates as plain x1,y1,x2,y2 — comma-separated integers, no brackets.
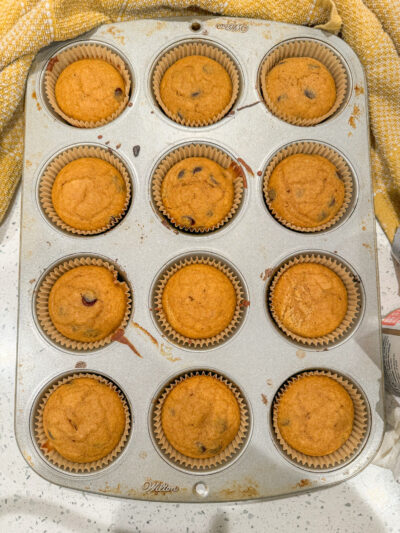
237,157,254,177
354,85,364,96
261,393,268,405
260,268,273,281
111,328,142,358
293,478,311,489
46,56,59,72
229,161,247,189
218,480,259,499
132,321,158,346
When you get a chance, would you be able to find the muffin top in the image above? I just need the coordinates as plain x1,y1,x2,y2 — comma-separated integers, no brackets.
266,154,345,229
48,265,127,343
162,263,236,339
42,377,126,463
160,56,232,123
264,57,336,121
271,263,348,338
55,58,126,122
161,157,235,229
161,375,241,459
276,375,354,456
51,157,128,231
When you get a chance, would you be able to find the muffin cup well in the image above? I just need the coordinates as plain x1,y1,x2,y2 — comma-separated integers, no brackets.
152,370,249,471
152,41,240,127
272,370,368,469
260,39,348,126
263,142,354,232
34,372,131,473
39,145,132,235
35,256,132,351
44,43,131,128
151,143,244,233
153,255,246,349
268,254,361,347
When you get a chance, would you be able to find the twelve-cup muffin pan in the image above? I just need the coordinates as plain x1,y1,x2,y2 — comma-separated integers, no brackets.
16,16,384,502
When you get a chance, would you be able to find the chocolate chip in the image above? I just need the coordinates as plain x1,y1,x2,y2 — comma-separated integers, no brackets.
328,197,336,207
191,91,201,98
278,60,287,66
132,145,140,157
177,111,184,120
193,166,202,174
181,215,195,226
308,63,320,69
209,175,219,185
178,169,185,179
268,189,276,201
318,210,328,221
277,93,287,102
202,65,211,73
114,87,124,101
81,293,97,306
48,430,55,439
304,88,316,99
206,210,213,217
281,418,290,426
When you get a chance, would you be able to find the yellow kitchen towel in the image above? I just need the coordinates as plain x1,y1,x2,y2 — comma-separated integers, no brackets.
0,1,399,240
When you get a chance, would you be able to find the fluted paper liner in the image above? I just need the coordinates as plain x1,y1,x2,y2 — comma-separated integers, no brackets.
272,370,368,469
34,372,131,473
44,43,131,128
153,255,246,348
263,142,354,232
36,256,132,351
152,41,240,127
152,144,244,233
152,370,249,471
268,254,361,347
39,145,132,235
260,39,348,126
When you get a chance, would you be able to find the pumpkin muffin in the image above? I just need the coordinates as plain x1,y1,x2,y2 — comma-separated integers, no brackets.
161,375,241,459
264,57,336,121
271,263,348,338
160,56,232,123
52,157,128,232
42,377,126,463
276,375,354,456
266,154,344,229
48,265,127,342
161,157,235,229
55,58,126,122
162,264,236,339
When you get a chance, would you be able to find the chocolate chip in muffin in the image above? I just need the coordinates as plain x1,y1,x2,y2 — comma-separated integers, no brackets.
206,210,214,217
196,442,207,453
191,91,201,98
277,93,287,102
181,215,196,226
177,169,185,179
209,175,219,185
268,189,277,201
318,210,328,221
192,166,202,174
328,197,336,207
304,88,316,100
308,63,320,69
114,87,124,102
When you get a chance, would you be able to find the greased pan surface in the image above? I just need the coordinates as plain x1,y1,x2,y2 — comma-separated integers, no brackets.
16,16,383,502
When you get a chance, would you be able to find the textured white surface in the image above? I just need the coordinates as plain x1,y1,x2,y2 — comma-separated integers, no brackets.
1,190,400,532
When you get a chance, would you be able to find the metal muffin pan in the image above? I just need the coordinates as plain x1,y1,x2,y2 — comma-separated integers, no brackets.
16,16,384,502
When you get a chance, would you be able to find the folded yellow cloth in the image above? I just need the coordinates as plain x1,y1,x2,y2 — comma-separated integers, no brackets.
0,0,399,240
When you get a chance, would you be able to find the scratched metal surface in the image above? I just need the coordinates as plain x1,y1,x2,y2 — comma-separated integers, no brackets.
15,16,384,502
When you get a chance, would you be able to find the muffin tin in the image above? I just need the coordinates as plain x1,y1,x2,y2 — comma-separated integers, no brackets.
16,16,384,502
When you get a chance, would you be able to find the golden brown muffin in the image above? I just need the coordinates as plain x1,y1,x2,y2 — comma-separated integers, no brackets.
161,375,240,459
162,264,236,339
271,263,347,338
48,265,127,343
52,157,127,231
276,375,354,456
160,56,232,123
55,59,126,122
264,57,336,120
42,377,126,463
267,154,345,229
161,157,235,229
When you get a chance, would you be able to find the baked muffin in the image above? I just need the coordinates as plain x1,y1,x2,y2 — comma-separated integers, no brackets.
52,157,128,231
264,57,336,120
271,263,347,338
161,375,240,458
161,157,235,229
162,264,236,339
276,375,354,456
48,265,127,342
55,58,126,122
266,154,345,229
42,377,126,463
160,56,232,123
